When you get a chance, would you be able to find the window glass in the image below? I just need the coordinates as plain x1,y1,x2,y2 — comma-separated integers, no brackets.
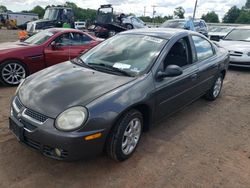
71,33,92,45
192,36,214,61
54,33,72,46
164,37,191,69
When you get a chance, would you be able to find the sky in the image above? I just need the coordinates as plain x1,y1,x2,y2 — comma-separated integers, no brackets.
0,0,246,20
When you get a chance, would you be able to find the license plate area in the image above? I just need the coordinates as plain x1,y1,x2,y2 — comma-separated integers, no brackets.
9,118,24,141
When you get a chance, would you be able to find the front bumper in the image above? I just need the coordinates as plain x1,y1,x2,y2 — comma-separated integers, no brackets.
9,98,107,161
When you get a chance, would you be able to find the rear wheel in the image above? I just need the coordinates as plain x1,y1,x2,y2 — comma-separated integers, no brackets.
205,73,223,101
125,24,133,30
0,60,27,86
106,110,143,161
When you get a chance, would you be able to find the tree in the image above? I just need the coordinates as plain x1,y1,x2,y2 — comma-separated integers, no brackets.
0,5,7,12
236,10,250,23
222,6,241,23
30,6,45,18
201,11,219,23
245,0,250,9
174,7,185,18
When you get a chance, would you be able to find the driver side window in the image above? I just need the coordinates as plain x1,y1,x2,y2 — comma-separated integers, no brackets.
54,33,71,46
163,37,192,70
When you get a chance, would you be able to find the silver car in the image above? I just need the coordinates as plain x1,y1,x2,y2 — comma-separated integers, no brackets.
122,16,147,29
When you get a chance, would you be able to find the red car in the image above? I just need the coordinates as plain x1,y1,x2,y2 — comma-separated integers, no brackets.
0,28,102,86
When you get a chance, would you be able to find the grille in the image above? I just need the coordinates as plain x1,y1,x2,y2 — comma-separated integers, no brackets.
15,97,23,110
24,137,68,159
20,119,37,131
24,108,48,123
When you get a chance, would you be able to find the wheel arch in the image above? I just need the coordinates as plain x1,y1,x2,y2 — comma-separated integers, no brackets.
0,58,30,75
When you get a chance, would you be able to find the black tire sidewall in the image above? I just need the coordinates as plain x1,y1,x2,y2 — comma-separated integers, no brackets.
206,73,224,100
107,110,143,161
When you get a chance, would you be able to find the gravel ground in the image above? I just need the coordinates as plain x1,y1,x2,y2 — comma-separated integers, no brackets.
0,29,250,188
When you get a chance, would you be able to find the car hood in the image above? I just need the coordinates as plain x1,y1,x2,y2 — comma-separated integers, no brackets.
18,61,135,118
218,40,250,52
0,41,33,51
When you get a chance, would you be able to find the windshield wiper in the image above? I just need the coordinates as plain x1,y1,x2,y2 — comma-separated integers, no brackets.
88,63,131,77
72,57,97,71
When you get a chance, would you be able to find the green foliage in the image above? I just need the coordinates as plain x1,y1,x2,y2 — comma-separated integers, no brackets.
0,5,7,12
236,10,250,23
201,11,219,23
64,1,96,21
222,6,241,23
174,7,185,19
245,0,250,8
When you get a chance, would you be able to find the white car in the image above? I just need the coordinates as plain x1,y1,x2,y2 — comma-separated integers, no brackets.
208,27,233,41
218,26,250,68
122,16,147,29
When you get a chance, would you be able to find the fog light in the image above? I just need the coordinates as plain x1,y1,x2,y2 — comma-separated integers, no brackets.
54,148,62,157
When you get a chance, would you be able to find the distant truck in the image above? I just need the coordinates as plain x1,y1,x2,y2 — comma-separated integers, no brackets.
0,12,38,29
26,7,74,34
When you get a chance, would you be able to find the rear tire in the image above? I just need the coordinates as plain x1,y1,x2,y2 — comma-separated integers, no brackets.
106,110,143,162
205,73,224,101
125,24,133,30
0,60,27,86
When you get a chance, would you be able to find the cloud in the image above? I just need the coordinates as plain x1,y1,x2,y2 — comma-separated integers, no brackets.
0,0,246,20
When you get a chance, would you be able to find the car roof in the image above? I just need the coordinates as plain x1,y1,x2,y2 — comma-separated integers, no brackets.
234,26,250,29
45,28,81,33
120,28,192,40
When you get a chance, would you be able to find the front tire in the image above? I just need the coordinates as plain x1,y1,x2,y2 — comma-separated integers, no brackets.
106,110,143,162
0,60,27,86
125,24,133,30
205,73,224,101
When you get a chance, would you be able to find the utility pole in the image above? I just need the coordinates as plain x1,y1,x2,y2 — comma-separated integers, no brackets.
144,6,146,17
193,0,198,19
152,5,157,25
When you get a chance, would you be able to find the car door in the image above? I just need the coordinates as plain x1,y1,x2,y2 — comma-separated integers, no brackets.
131,17,140,28
69,32,96,59
190,35,219,95
44,33,71,67
154,36,200,120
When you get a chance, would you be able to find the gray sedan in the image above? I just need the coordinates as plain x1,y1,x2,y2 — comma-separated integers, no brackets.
9,28,229,162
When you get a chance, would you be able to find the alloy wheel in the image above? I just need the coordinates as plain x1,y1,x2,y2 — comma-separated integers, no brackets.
1,62,26,85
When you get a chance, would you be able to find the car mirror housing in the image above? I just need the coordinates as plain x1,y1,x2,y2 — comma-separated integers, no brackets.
156,65,183,79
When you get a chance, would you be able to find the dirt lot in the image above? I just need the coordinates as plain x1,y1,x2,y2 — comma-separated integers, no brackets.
0,29,250,188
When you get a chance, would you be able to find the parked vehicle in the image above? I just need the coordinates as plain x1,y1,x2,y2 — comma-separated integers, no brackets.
0,12,38,29
9,28,229,161
208,26,233,41
0,28,101,86
217,26,250,68
193,19,208,37
161,19,208,36
122,16,147,29
26,7,74,34
74,21,86,30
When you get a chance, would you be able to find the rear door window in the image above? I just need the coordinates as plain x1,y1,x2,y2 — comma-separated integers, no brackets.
192,35,214,61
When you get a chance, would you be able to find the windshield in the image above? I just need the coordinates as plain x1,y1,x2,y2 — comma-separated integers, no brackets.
209,27,232,33
43,9,59,20
224,29,250,41
79,34,166,76
161,20,185,28
24,30,55,45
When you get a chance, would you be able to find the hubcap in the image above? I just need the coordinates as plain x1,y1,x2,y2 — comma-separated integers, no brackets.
122,118,142,155
1,63,26,85
213,77,222,97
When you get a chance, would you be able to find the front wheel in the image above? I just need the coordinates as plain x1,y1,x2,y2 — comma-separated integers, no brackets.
106,110,143,162
0,60,27,86
205,73,224,101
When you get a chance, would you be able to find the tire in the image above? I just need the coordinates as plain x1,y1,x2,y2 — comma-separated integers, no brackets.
125,24,133,30
0,60,27,86
106,110,143,162
205,73,224,101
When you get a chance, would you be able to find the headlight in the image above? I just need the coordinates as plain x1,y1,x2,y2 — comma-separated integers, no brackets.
55,106,88,131
15,79,25,95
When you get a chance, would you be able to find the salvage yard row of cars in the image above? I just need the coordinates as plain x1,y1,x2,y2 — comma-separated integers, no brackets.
7,27,230,161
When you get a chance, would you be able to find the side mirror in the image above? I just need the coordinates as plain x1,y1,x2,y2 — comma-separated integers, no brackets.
156,65,183,79
51,41,62,50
